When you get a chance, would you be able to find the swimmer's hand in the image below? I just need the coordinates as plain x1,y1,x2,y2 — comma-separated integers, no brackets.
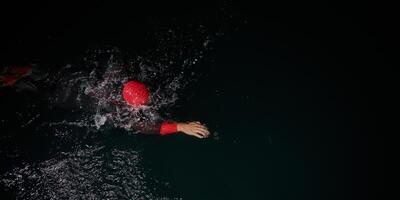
177,121,210,139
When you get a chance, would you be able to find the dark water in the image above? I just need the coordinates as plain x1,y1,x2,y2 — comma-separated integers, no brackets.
1,1,386,200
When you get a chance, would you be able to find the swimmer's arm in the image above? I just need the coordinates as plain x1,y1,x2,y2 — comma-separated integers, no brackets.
133,121,210,138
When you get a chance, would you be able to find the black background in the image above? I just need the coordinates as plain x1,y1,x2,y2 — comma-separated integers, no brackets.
1,1,389,199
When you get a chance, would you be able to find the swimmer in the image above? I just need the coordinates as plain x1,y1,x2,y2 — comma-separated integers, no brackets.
123,80,210,139
1,64,210,139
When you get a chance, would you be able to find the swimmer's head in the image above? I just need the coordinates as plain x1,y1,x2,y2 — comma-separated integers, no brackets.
122,80,150,108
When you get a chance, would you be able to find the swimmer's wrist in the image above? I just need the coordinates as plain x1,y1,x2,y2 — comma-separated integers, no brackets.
176,123,185,132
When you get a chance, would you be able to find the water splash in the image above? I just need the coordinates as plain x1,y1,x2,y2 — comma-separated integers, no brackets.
46,40,210,132
1,12,228,198
1,145,179,199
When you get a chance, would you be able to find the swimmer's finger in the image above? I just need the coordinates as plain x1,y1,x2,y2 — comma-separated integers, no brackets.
192,122,201,126
193,125,205,131
194,127,207,133
195,128,209,138
186,129,202,138
196,125,209,134
193,123,208,130
200,127,210,137
191,129,205,138
192,132,203,139
200,127,210,136
192,121,205,126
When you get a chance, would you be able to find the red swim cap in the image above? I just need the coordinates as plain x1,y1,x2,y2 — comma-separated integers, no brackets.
122,80,150,107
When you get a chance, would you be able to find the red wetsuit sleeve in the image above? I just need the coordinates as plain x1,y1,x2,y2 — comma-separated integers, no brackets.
0,76,19,86
0,65,33,87
128,121,178,135
159,122,178,135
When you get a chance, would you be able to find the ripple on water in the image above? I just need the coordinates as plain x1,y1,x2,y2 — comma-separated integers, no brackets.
1,145,181,199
